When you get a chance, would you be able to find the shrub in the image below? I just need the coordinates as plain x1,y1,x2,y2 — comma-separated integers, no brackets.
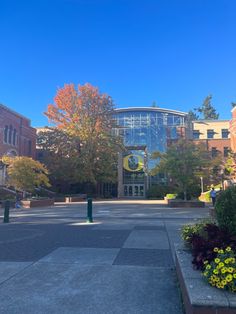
181,219,212,244
215,186,236,236
165,193,177,200
192,224,236,270
202,247,236,293
146,185,171,199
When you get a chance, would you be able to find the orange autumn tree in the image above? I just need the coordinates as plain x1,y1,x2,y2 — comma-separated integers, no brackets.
44,83,122,185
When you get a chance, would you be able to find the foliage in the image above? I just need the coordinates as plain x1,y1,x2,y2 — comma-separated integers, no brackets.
195,95,219,120
146,185,171,199
43,83,123,187
165,193,177,199
199,190,211,202
181,219,214,244
151,139,211,200
184,223,236,270
188,110,199,121
215,187,236,236
2,156,50,193
203,247,236,292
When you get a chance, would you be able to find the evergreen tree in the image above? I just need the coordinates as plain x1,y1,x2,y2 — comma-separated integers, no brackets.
196,95,219,119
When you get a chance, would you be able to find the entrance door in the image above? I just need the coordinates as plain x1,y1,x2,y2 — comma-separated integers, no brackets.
124,185,144,197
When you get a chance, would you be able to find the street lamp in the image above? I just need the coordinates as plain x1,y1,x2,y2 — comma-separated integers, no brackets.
200,176,204,193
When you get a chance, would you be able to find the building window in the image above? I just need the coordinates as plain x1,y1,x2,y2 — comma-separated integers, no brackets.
28,140,32,156
193,130,200,139
8,125,13,144
207,129,214,139
13,129,17,146
224,147,229,157
211,147,217,157
221,129,229,138
4,125,8,143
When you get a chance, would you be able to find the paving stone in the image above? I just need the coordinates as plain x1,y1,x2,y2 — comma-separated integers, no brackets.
0,262,32,284
39,247,119,266
0,263,183,314
113,248,174,267
123,230,170,249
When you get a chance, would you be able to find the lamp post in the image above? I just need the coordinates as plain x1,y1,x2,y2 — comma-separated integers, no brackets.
200,176,204,194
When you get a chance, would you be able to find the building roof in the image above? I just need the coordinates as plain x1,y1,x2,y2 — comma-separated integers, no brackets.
0,103,31,123
115,107,188,116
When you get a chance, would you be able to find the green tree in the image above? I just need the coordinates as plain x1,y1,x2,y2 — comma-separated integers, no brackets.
2,156,50,193
195,95,219,119
151,139,212,200
188,110,199,121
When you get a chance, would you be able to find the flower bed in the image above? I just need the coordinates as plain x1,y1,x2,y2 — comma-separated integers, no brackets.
177,187,236,313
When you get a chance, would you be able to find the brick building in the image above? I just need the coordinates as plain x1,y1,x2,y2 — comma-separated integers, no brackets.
192,120,230,158
229,106,236,153
0,104,36,158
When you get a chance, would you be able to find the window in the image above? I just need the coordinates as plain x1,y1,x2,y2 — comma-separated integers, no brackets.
211,147,217,158
4,125,8,143
221,129,229,139
207,129,214,139
193,130,200,139
13,129,17,146
8,125,13,144
28,140,32,156
224,147,229,157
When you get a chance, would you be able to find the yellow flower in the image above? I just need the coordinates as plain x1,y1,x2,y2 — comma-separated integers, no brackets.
204,260,208,265
226,275,233,282
218,262,224,268
226,247,231,252
231,258,235,263
221,268,227,274
206,265,211,270
222,280,227,285
214,258,220,264
213,269,219,275
203,271,208,277
228,267,234,273
216,283,222,288
225,259,230,264
213,247,219,252
219,249,224,254
233,274,236,279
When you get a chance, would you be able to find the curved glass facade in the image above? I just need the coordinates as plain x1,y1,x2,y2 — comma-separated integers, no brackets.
114,108,189,197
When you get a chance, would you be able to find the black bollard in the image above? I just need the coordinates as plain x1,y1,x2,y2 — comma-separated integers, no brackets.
3,200,10,223
87,198,93,223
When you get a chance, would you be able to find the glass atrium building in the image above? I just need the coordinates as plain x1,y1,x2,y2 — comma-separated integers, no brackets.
114,107,189,197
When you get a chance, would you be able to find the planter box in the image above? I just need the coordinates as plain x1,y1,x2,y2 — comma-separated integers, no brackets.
21,199,54,208
175,245,236,314
54,196,66,202
168,200,205,208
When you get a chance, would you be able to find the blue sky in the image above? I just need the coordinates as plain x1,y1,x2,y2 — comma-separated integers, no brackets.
0,0,236,126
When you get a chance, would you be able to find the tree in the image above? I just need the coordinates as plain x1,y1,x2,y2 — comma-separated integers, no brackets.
188,110,199,121
151,139,212,200
231,102,236,108
2,156,50,193
195,95,219,120
44,83,123,186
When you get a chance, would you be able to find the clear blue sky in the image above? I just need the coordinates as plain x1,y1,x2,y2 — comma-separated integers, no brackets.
1,0,236,126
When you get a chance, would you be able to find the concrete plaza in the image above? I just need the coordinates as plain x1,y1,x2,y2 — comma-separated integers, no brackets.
0,200,209,314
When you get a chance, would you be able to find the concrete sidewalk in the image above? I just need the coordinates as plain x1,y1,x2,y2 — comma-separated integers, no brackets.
0,202,210,313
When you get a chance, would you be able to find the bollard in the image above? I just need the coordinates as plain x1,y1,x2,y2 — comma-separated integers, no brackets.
3,200,10,223
87,198,93,223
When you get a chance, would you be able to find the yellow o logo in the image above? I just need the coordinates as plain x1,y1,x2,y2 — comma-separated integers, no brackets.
123,154,144,172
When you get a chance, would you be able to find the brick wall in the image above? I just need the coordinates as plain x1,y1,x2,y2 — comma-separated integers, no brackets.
0,104,36,158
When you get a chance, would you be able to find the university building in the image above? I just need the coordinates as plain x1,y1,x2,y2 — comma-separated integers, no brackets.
114,107,190,197
0,104,36,185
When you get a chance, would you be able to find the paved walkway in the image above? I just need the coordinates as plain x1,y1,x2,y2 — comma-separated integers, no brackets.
0,201,210,314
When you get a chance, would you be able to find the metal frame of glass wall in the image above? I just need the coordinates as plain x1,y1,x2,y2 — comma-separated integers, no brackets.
114,108,189,198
